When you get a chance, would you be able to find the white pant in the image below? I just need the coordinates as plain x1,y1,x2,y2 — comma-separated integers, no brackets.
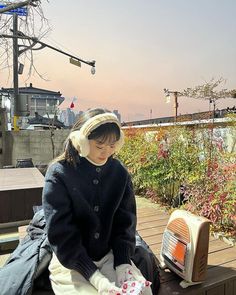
49,251,153,295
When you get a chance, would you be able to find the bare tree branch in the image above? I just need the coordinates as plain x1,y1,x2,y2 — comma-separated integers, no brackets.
0,0,51,81
183,77,236,101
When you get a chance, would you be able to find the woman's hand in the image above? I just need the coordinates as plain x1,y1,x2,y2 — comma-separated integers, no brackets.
89,270,122,295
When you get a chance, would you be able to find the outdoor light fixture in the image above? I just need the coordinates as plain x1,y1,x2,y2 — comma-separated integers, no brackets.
91,66,96,75
164,88,171,103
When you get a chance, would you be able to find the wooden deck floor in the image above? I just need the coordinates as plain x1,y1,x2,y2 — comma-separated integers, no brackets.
137,206,236,295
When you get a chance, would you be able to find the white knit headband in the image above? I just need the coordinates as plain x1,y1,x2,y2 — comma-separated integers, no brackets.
69,113,125,157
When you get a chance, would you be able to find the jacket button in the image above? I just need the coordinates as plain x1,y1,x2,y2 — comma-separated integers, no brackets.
93,179,99,185
94,206,99,212
96,167,101,173
94,232,100,239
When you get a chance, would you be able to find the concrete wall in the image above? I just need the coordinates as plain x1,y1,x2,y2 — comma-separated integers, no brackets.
1,122,235,168
2,129,70,167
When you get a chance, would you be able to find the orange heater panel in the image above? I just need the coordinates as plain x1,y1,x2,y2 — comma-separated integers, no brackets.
172,240,187,265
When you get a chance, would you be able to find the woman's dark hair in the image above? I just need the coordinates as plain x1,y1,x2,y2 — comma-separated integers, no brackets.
88,123,120,143
51,108,121,166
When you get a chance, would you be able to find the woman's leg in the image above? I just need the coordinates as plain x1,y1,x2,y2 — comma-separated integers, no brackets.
49,251,152,295
48,253,98,295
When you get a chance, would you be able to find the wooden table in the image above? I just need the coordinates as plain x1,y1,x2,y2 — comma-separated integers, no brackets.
137,207,236,295
0,167,44,224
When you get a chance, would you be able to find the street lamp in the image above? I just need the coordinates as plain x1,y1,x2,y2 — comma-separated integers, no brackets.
164,88,183,121
1,25,96,130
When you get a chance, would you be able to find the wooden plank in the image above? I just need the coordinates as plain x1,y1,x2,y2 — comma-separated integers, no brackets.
18,225,28,240
204,260,236,286
137,211,169,220
137,219,169,230
143,235,163,246
225,279,236,295
137,211,169,219
158,280,205,295
0,231,19,254
138,226,166,237
207,248,236,266
0,239,19,253
137,206,164,213
149,244,161,256
208,239,234,253
137,212,169,221
206,285,225,295
0,253,10,267
0,187,43,223
0,168,44,191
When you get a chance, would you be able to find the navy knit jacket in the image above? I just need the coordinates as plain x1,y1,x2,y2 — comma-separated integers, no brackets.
42,156,137,281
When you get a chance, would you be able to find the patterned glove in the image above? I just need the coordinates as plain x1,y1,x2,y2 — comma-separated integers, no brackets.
116,264,151,294
89,270,122,295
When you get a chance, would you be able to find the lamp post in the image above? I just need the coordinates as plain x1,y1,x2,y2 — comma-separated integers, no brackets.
1,3,96,130
164,88,183,122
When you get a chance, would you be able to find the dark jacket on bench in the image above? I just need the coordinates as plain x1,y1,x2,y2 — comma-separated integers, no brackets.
0,209,52,295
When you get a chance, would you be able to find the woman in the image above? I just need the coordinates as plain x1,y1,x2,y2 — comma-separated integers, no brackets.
43,108,153,294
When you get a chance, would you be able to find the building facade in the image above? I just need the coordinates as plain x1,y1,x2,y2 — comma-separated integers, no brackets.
0,83,64,129
1,83,64,117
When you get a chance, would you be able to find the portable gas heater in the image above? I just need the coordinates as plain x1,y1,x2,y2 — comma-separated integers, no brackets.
160,209,211,288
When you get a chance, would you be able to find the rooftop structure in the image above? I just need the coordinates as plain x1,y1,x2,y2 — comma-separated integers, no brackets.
1,83,64,117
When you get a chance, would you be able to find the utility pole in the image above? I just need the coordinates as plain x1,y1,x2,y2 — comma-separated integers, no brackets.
164,89,182,122
173,91,178,120
1,4,28,130
1,3,96,130
13,13,20,130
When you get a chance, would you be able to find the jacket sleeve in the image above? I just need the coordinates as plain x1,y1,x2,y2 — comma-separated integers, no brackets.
42,164,98,280
110,174,137,267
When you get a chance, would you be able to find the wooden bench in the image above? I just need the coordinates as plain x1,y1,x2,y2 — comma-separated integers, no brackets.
0,167,44,223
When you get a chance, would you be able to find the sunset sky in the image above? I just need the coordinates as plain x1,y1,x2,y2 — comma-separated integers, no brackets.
1,0,236,121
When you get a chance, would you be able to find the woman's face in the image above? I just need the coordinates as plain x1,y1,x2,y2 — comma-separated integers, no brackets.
87,138,117,165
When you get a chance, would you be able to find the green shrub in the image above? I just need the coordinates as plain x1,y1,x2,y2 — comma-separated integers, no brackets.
118,123,236,238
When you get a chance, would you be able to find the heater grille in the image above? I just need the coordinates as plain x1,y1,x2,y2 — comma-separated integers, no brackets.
162,231,187,272
167,218,190,243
